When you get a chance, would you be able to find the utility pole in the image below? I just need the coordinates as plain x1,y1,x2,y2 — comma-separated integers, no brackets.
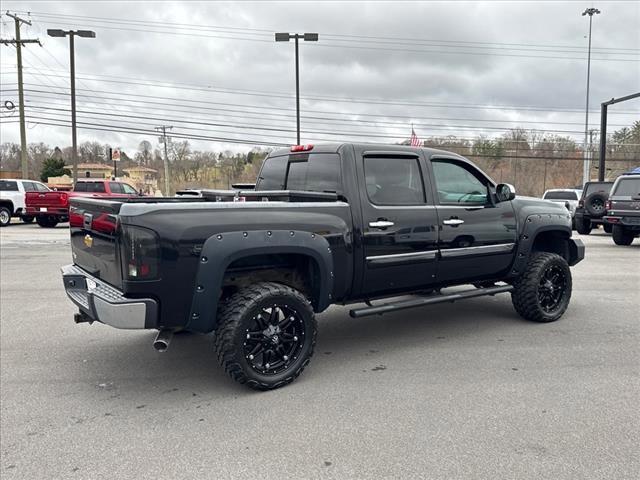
155,126,173,195
1,13,40,179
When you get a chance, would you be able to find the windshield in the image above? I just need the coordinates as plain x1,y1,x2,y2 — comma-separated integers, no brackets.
613,178,640,197
584,182,613,196
544,191,578,200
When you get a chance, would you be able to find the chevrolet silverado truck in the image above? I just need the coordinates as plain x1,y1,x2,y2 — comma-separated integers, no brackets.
0,178,51,226
26,178,141,228
61,143,584,390
603,174,640,245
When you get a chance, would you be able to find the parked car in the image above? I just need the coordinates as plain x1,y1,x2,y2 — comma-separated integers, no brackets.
0,178,51,227
60,143,583,390
574,181,614,234
542,189,582,228
25,179,141,228
603,174,640,245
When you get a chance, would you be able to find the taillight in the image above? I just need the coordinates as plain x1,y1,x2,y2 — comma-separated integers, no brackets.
578,199,584,208
121,225,159,280
291,144,313,152
605,200,612,211
60,192,68,205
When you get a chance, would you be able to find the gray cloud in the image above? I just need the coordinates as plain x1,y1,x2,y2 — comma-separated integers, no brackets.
1,0,638,156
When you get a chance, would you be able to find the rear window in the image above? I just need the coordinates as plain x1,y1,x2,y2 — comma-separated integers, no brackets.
612,178,640,197
584,182,613,196
257,153,341,193
0,180,18,191
75,182,106,193
544,191,578,200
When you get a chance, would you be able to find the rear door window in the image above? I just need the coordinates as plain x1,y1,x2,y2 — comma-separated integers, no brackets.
22,182,37,192
364,156,426,205
0,180,18,191
109,182,125,194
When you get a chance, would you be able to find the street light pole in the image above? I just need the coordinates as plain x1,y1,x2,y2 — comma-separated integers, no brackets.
47,29,96,184
275,32,318,144
581,7,600,187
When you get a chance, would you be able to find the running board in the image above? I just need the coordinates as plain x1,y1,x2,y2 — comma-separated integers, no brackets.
349,285,514,318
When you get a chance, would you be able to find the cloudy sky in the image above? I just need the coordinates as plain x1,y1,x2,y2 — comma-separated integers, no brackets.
1,0,638,156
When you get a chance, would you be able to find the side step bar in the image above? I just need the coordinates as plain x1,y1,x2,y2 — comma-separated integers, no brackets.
349,284,514,318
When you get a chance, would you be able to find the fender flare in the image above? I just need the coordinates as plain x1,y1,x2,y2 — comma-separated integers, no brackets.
186,229,334,333
508,212,573,278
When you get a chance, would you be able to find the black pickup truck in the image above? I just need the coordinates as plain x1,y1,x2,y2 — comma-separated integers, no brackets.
62,143,584,390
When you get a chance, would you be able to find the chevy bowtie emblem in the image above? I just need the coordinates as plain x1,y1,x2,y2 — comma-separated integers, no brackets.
84,234,93,248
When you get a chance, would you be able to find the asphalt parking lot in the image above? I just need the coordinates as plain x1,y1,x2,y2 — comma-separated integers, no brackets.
1,223,638,479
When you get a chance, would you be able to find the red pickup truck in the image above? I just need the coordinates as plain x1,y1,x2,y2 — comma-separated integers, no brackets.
26,179,141,227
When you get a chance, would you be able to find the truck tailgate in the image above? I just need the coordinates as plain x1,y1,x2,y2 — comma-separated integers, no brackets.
69,198,124,289
25,191,69,210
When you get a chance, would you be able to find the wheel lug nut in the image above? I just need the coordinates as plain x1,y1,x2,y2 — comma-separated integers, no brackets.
265,363,270,369
283,355,289,361
248,354,254,360
293,336,298,341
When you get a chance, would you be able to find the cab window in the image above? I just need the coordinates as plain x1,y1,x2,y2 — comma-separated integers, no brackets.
109,182,124,194
364,157,426,205
432,160,489,205
121,183,138,195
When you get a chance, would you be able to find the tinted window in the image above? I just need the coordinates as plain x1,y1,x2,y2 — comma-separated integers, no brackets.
109,182,125,194
121,183,138,195
75,182,106,193
544,191,578,200
584,182,612,196
432,160,489,205
35,182,50,192
0,180,18,191
22,182,37,192
364,157,425,205
613,178,640,196
257,153,341,193
257,155,288,190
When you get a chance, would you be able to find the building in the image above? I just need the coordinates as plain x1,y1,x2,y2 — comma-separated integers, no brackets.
123,166,159,195
65,163,114,179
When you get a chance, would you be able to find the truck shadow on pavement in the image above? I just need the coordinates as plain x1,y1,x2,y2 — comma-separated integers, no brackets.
73,296,525,395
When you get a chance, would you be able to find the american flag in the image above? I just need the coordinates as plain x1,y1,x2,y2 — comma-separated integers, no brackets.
410,127,421,147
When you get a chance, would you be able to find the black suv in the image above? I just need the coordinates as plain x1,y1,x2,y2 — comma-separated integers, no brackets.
575,181,614,234
603,174,640,245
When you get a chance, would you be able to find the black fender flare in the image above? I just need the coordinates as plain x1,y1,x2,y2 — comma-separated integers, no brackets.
508,212,573,278
186,230,334,333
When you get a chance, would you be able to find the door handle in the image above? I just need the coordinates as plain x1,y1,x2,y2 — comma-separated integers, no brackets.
443,218,464,226
369,220,395,229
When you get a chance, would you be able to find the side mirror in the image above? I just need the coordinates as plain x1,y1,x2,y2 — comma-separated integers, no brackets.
495,183,516,202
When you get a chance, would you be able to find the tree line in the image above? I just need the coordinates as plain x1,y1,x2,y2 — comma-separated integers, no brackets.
0,122,637,196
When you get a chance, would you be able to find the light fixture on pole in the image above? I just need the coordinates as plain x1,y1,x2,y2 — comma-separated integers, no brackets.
581,7,600,186
275,32,318,145
47,29,96,184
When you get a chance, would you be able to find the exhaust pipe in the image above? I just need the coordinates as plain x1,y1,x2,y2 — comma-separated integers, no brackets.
153,330,174,352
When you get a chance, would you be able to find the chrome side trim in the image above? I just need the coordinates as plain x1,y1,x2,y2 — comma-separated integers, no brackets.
366,250,437,262
440,242,515,258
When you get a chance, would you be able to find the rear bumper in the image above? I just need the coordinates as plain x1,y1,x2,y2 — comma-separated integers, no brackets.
26,206,68,216
603,216,640,230
61,264,157,329
568,238,585,266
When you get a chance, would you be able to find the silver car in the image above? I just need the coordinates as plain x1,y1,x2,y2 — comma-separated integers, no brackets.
542,189,583,222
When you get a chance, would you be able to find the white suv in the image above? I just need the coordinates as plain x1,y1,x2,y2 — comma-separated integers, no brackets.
0,179,51,227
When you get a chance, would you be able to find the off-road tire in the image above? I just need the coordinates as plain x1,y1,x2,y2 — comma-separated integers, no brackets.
36,215,58,228
612,225,634,246
214,282,317,390
0,206,11,227
603,223,613,234
576,219,592,235
21,215,34,224
511,252,572,323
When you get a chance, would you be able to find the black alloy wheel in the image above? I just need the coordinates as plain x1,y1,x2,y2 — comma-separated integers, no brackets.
511,252,572,322
242,304,306,376
537,264,568,314
215,282,317,390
